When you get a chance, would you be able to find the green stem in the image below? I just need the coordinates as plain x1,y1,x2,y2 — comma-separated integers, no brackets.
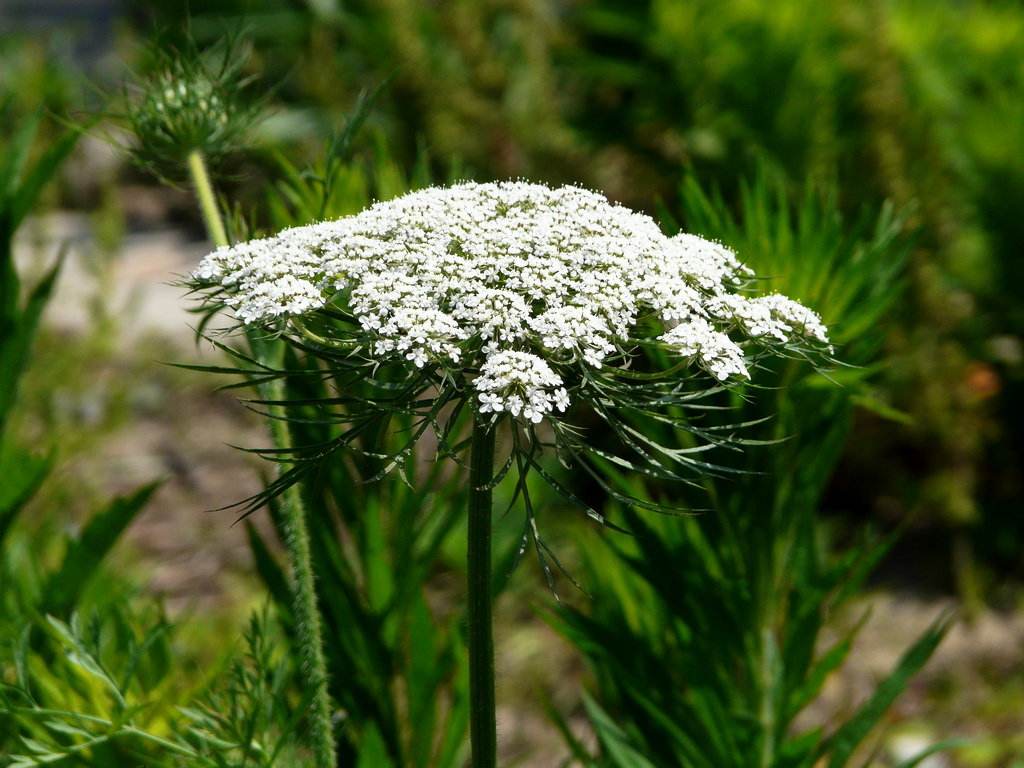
467,414,498,768
263,375,336,768
186,150,336,768
187,149,229,248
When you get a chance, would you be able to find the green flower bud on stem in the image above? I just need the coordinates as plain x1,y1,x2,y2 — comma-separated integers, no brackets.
123,32,261,184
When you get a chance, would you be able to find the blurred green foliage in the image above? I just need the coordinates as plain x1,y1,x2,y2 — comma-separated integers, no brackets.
0,113,304,768
553,170,948,767
0,114,154,761
134,0,1024,588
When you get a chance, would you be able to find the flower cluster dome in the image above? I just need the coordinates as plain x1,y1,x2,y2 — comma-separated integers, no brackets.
194,181,829,422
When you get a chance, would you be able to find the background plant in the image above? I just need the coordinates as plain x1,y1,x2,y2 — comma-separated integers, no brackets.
133,0,1024,602
2,607,308,767
0,113,161,763
0,109,306,768
554,173,953,767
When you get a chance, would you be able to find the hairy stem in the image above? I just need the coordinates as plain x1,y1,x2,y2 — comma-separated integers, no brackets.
263,374,336,768
467,415,498,768
186,150,336,768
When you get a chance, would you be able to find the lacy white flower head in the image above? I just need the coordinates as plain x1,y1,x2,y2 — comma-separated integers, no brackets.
193,181,831,428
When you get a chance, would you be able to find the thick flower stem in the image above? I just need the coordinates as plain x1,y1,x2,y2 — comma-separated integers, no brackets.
186,150,336,768
467,415,498,768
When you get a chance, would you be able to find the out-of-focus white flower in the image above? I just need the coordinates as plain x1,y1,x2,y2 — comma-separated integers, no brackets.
194,181,830,422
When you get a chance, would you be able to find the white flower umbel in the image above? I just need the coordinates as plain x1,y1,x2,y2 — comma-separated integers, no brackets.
194,181,831,422
189,181,834,768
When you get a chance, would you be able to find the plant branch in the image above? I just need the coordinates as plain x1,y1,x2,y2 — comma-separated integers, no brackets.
261,370,336,768
187,149,229,248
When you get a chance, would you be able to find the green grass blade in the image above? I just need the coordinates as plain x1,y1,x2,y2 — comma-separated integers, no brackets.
355,724,395,768
7,126,82,233
0,112,41,203
787,612,867,720
824,616,952,768
0,254,63,435
583,694,659,768
0,443,52,547
43,483,159,616
405,591,440,768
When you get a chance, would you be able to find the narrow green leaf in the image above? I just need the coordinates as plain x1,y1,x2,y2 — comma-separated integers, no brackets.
891,738,968,768
583,694,659,768
356,724,396,768
43,483,159,616
0,442,52,546
824,616,951,768
547,697,596,766
363,495,393,613
8,126,82,232
787,612,869,719
433,634,470,768
0,254,64,435
405,591,440,768
0,112,41,201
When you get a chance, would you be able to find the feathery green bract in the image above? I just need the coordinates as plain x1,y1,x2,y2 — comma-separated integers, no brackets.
1,608,309,767
554,172,951,767
121,31,264,185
